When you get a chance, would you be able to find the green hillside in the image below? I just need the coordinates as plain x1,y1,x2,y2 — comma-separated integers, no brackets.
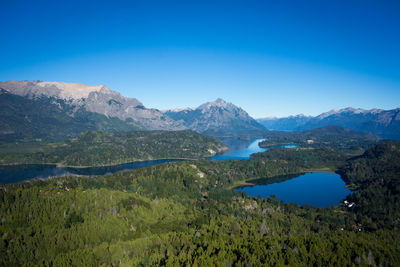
338,141,400,229
0,130,227,166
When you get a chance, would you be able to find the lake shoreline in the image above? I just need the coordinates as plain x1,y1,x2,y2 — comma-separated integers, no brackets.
230,168,337,189
236,171,351,208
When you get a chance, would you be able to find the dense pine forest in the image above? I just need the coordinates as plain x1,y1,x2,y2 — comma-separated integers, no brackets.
1,141,399,265
338,141,400,230
0,130,227,167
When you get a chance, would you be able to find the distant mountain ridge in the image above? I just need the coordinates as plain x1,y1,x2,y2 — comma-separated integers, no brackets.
257,114,313,131
164,98,266,136
257,107,400,140
5,80,396,142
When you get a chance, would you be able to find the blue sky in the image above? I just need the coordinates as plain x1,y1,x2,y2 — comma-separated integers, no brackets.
1,0,399,118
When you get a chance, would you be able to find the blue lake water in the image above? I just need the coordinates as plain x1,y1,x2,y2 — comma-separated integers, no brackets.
211,138,297,160
237,172,351,207
211,138,268,160
279,144,297,148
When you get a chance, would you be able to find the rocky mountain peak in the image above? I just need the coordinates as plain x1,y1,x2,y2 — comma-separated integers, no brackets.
215,98,226,104
164,98,265,135
198,98,236,111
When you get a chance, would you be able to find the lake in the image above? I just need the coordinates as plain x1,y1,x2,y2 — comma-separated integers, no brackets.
0,137,293,183
0,159,184,184
237,172,351,207
211,138,267,160
211,138,297,160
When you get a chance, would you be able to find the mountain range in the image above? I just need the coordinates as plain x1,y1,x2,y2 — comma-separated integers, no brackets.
258,107,400,140
0,81,265,142
1,80,399,143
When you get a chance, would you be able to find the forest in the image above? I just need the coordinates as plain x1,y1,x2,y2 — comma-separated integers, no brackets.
260,125,380,152
337,141,400,230
0,141,399,266
0,130,226,167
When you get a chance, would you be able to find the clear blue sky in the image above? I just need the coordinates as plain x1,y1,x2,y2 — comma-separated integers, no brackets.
1,0,399,118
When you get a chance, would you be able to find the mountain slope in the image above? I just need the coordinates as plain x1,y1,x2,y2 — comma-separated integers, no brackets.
257,107,400,140
164,98,266,136
0,81,185,131
0,89,143,143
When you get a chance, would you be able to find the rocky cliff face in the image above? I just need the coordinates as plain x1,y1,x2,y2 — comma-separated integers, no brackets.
164,98,266,136
0,81,185,131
